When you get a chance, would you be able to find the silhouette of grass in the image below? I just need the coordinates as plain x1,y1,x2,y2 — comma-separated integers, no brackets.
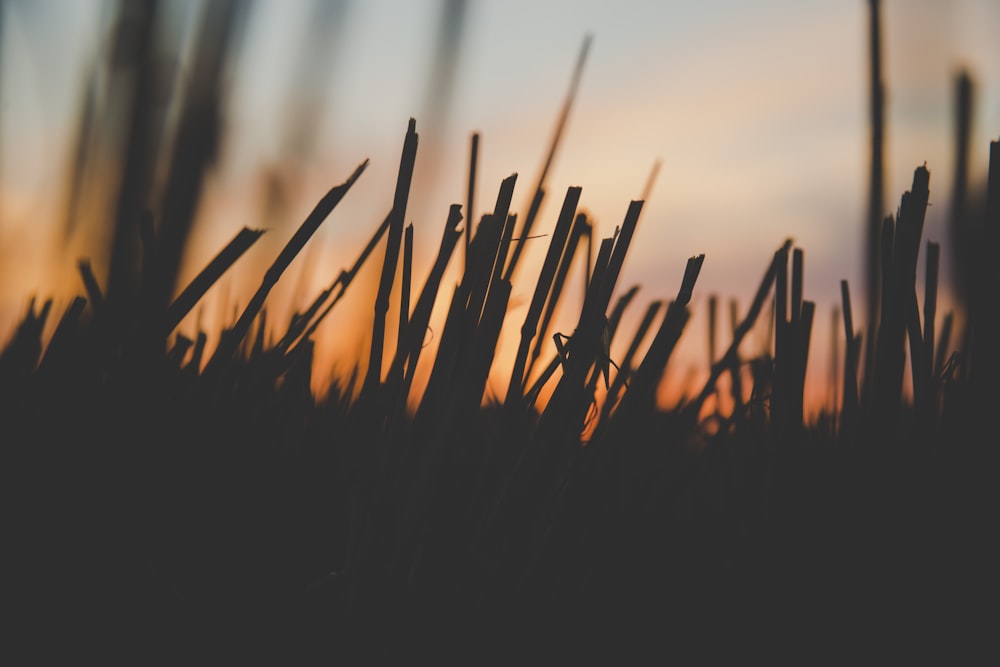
1,3,997,663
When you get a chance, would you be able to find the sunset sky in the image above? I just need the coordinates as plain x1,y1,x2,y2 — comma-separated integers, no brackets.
2,0,998,414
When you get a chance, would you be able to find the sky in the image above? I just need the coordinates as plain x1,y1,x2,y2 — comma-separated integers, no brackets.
1,0,998,415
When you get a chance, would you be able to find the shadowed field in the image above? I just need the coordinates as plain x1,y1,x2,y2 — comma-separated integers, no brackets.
2,1,997,663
